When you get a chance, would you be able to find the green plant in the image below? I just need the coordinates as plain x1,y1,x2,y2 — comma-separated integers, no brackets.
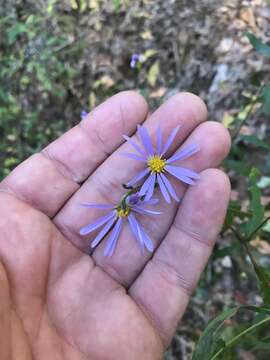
192,33,270,360
0,1,85,178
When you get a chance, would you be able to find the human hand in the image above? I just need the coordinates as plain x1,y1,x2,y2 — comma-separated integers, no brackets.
0,92,231,359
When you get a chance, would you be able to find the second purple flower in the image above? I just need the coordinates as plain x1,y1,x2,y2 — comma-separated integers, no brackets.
80,194,160,256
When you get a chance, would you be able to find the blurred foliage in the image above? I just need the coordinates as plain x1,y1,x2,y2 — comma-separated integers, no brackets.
193,33,270,359
0,1,270,359
0,0,86,177
193,307,270,360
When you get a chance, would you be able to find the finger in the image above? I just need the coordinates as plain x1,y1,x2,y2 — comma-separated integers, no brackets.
0,262,11,360
92,121,230,285
0,91,148,217
54,92,208,252
129,169,231,346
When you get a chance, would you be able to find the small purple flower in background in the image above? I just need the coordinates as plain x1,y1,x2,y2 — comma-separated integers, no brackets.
80,110,88,120
80,193,160,256
122,125,200,203
130,53,145,69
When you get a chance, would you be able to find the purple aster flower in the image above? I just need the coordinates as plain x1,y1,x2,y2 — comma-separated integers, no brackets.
80,110,88,119
79,193,160,256
122,125,200,203
130,54,140,69
130,53,145,69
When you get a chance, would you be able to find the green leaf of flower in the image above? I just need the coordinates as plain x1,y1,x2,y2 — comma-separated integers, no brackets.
246,32,270,58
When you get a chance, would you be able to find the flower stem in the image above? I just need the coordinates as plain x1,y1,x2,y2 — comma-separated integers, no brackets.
119,186,140,210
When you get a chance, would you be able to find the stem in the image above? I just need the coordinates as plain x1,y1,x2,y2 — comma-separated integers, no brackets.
247,216,270,242
229,225,270,289
119,186,140,210
210,316,270,360
229,225,256,265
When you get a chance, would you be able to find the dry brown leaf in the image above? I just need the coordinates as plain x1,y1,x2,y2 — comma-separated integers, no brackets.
240,7,256,29
149,87,166,98
239,125,253,136
250,237,270,254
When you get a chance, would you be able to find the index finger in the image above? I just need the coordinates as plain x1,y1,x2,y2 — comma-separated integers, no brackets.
0,91,148,217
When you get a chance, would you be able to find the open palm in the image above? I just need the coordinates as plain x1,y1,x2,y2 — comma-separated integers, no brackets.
0,92,231,360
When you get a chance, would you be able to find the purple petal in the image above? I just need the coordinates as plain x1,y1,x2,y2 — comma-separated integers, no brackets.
120,152,146,162
137,125,154,155
80,211,116,235
160,173,180,202
165,165,199,185
130,60,136,68
104,218,123,257
141,198,159,205
91,217,116,248
81,203,114,210
161,125,180,156
144,173,156,201
122,135,146,156
81,110,88,119
167,144,200,164
157,174,171,203
132,206,162,215
127,168,149,187
166,165,199,179
128,214,154,253
156,125,162,155
131,53,140,61
139,173,154,196
127,193,140,205
128,214,144,252
136,224,146,253
136,222,154,252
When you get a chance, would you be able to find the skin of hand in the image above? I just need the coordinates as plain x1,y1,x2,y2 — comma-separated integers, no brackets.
0,92,231,360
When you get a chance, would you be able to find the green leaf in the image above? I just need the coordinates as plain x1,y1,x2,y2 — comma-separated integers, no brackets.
229,201,251,219
250,70,265,86
244,305,270,315
256,266,270,305
246,32,270,58
252,338,270,351
246,176,264,238
224,200,251,230
147,61,160,87
25,14,36,25
248,167,261,185
113,0,121,12
214,245,239,259
262,84,270,115
223,159,251,176
7,23,28,44
192,306,270,360
143,49,158,61
246,185,264,237
192,307,239,360
239,134,270,150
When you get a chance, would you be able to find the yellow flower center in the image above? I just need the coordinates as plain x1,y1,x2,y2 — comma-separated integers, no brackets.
147,155,166,173
117,207,130,218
